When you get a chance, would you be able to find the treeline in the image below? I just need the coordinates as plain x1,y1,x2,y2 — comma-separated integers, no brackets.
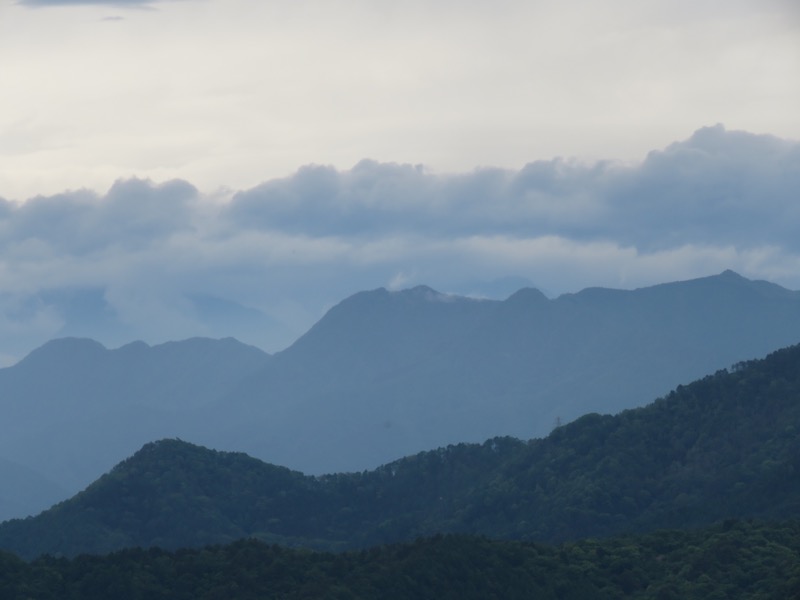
2,520,799,599
2,344,800,559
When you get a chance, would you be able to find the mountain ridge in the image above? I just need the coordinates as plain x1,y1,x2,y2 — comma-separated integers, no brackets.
0,335,272,520
2,340,799,559
2,270,800,520
205,269,800,474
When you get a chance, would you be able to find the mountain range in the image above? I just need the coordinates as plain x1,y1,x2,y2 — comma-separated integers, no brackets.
1,340,799,559
1,270,800,522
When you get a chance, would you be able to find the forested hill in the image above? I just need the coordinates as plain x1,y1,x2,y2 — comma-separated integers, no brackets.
2,521,800,599
1,342,799,559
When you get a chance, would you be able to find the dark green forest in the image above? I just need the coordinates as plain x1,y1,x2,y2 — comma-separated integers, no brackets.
2,520,800,599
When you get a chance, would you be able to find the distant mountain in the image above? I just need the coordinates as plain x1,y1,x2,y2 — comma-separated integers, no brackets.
0,337,270,502
196,270,800,473
0,287,296,362
0,458,66,524
447,275,540,299
2,341,799,559
2,270,800,520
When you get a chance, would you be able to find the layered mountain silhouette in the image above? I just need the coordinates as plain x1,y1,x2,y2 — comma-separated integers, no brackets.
1,341,798,559
1,270,799,522
195,269,800,474
0,337,270,521
1,287,296,361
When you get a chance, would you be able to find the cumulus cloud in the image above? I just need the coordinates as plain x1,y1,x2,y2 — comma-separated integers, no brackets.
1,178,196,256
0,125,798,362
226,125,800,250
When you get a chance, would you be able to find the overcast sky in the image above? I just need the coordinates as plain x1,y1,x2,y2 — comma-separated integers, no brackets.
0,0,798,362
2,0,798,199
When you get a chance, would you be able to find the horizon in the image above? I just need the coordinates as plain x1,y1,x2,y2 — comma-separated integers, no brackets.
0,126,798,365
3,267,795,369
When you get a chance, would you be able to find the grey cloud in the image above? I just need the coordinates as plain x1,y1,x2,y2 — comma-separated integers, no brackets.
0,178,197,256
8,190,97,254
99,178,198,244
3,125,797,269
607,125,800,251
227,161,438,237
226,125,800,251
0,126,798,363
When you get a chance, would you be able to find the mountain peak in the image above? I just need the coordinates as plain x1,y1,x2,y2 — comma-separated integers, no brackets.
405,284,439,295
711,269,752,284
504,287,549,305
15,337,107,370
719,269,742,279
394,285,459,303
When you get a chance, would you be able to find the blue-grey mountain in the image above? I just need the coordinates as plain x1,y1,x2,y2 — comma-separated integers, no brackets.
1,270,799,521
0,337,270,521
195,270,800,474
1,339,799,559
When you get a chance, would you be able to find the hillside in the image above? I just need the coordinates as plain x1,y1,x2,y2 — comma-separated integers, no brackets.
1,342,799,559
2,270,800,520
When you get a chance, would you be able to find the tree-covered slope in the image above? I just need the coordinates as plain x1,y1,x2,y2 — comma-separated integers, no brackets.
1,342,799,559
2,521,800,599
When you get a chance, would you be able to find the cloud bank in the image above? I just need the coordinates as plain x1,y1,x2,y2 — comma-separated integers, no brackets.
0,125,798,362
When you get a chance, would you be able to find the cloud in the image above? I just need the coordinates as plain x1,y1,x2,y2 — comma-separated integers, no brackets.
605,125,800,251
18,0,155,6
0,126,798,361
225,126,800,251
1,178,197,256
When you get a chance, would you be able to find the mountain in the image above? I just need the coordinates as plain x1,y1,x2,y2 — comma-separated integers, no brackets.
194,270,800,473
2,341,799,559
2,270,800,520
0,337,270,504
0,458,66,524
0,286,296,363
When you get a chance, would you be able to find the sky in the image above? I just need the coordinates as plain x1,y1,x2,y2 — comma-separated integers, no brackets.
0,0,799,363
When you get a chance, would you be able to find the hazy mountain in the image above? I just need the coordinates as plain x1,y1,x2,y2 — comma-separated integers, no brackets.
2,341,798,559
195,270,800,473
0,458,66,523
2,270,800,520
0,287,295,364
446,275,540,299
0,337,270,499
